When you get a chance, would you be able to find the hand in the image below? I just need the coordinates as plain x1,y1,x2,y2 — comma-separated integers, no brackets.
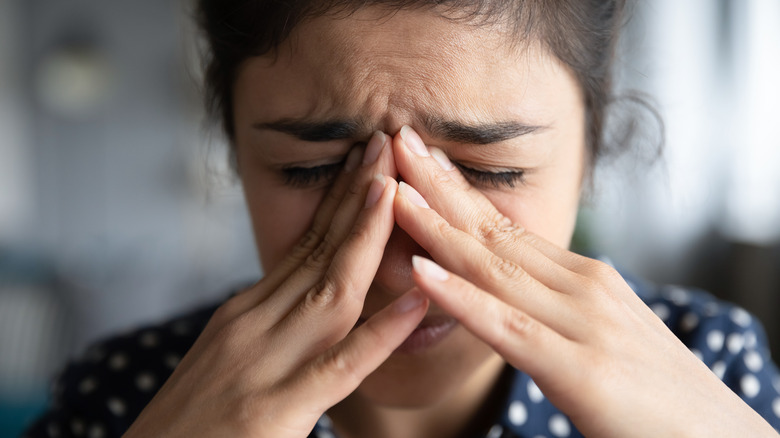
390,126,778,437
124,132,428,438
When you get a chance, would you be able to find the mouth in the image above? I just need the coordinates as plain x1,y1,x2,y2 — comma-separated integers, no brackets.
356,314,458,354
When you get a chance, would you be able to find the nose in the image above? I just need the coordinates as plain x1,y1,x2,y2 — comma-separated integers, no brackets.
372,224,430,298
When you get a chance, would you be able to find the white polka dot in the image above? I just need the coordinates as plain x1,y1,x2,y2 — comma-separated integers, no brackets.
316,430,335,438
107,397,127,416
508,401,528,426
139,331,159,348
108,353,128,371
744,331,757,349
681,312,699,332
667,287,691,305
135,372,157,392
741,374,761,398
78,377,98,394
164,353,180,369
744,350,764,372
486,424,503,438
87,424,105,438
549,414,571,437
70,419,85,436
772,398,780,418
773,376,780,393
726,333,745,354
730,308,752,327
651,303,671,322
47,423,60,438
690,348,703,361
527,379,544,403
707,330,725,352
711,361,726,380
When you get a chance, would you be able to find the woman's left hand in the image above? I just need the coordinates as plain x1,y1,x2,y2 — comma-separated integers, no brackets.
390,126,777,438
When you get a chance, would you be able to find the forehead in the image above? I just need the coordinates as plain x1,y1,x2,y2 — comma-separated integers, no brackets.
234,7,576,131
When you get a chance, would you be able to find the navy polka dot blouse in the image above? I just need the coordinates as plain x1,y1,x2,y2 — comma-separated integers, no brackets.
23,270,780,437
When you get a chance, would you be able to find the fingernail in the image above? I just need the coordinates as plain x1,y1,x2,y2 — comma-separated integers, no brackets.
430,147,455,171
364,174,386,208
344,147,364,173
400,125,429,157
412,255,450,282
362,131,386,166
398,182,429,208
395,289,425,313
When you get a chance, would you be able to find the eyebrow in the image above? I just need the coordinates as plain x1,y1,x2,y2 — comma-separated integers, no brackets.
424,116,544,145
254,116,544,144
254,119,364,142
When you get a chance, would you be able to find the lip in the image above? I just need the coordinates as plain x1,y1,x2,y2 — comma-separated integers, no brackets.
357,314,459,354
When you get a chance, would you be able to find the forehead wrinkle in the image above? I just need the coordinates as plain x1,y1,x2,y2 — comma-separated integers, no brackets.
265,7,559,134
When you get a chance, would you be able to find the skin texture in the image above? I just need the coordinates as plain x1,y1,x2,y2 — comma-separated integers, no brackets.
124,6,778,438
234,9,584,428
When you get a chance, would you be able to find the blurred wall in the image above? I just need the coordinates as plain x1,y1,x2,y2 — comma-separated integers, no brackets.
584,0,780,356
0,1,260,433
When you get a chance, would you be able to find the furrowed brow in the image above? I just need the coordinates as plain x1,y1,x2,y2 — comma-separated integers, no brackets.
254,118,363,142
425,116,544,145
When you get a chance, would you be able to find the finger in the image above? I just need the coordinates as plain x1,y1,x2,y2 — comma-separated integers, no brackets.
217,145,368,323
269,176,400,350
394,179,580,294
392,126,583,286
392,125,503,238
410,256,574,381
395,185,587,338
257,132,396,324
288,289,428,412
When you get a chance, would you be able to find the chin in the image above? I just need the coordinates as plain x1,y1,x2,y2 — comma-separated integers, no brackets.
352,327,501,408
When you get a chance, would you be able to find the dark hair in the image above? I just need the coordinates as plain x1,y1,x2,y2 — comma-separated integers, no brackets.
195,0,629,166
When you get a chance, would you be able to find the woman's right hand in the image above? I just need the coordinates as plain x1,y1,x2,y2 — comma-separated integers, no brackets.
123,132,428,438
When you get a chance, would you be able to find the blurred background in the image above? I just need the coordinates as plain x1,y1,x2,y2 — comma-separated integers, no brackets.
0,0,778,435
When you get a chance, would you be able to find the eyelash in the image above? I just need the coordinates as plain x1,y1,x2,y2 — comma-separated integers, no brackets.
282,161,345,188
281,160,526,189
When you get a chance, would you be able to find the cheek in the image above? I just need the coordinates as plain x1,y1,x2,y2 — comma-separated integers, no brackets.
486,189,579,249
248,188,323,272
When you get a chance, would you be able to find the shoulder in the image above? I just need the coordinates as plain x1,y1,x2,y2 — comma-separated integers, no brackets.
23,299,223,438
621,269,780,428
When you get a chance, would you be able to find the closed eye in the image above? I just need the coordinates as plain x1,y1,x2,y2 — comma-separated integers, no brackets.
452,162,526,189
281,160,344,188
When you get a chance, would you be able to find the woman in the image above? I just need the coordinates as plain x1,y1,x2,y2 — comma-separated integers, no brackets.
26,1,780,437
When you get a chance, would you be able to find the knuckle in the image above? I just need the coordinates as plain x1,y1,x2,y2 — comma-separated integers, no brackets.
305,235,338,269
475,212,516,245
488,256,524,281
319,348,362,386
344,221,372,247
499,308,535,343
305,279,339,310
296,228,323,254
584,259,622,285
304,276,361,317
430,167,455,188
211,315,251,353
212,298,241,324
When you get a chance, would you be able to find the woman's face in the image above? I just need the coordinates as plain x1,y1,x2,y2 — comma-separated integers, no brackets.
232,8,585,407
